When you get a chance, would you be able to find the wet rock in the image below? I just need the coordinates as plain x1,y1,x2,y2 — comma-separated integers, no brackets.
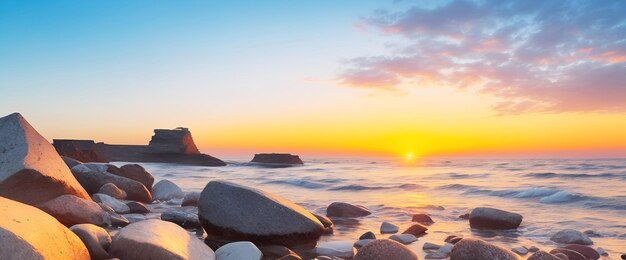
118,164,154,191
459,213,470,219
326,202,371,218
449,237,463,244
412,213,434,224
595,247,608,256
70,224,112,260
354,239,375,249
92,193,130,214
71,164,152,203
425,252,447,259
564,244,600,259
0,196,90,259
444,235,459,243
512,246,528,255
402,223,428,236
62,156,83,169
126,201,150,214
215,241,262,260
251,153,304,165
621,254,625,259
313,214,334,234
182,191,201,206
152,179,185,201
359,231,376,240
550,229,593,245
423,242,441,251
450,238,520,260
314,241,355,258
529,246,540,252
108,213,130,227
528,250,563,260
0,113,90,205
388,234,417,244
38,194,106,226
436,243,454,255
469,207,523,229
550,248,588,260
98,183,126,200
198,180,324,246
109,219,215,259
353,239,418,260
160,208,201,229
380,221,399,234
259,245,301,260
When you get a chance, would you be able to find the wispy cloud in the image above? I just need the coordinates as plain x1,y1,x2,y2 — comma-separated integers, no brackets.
339,0,626,113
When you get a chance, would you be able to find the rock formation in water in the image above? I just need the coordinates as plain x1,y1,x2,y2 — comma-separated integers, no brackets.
251,153,304,164
53,127,226,166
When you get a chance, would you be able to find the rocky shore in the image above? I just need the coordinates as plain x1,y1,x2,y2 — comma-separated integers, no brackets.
0,112,622,260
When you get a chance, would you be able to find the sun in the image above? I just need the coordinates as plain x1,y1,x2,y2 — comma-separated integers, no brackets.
406,152,415,160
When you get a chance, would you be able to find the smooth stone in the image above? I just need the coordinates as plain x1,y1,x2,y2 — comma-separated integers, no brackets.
326,202,371,218
98,202,115,213
388,234,417,244
423,242,441,251
402,223,428,236
182,191,201,206
258,245,301,260
550,229,593,245
450,238,520,260
595,247,608,256
62,156,83,169
529,246,540,252
314,241,355,258
425,252,447,259
152,179,185,201
160,208,201,229
564,244,600,259
354,239,375,249
314,214,334,234
353,239,418,260
92,193,130,214
0,196,90,259
70,224,112,260
444,235,458,243
0,113,90,205
98,183,127,200
118,164,155,191
38,194,106,227
449,237,463,244
215,241,262,260
412,213,434,224
554,253,570,260
436,243,454,255
359,231,376,240
380,221,399,234
110,219,215,259
459,213,470,219
550,248,588,260
528,250,563,260
512,246,528,255
469,207,523,229
198,180,324,246
108,213,130,227
71,164,152,203
126,201,150,214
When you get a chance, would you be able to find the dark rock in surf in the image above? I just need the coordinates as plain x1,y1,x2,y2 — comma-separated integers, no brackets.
251,153,304,165
528,250,563,260
402,223,428,236
359,231,376,240
564,244,600,259
353,239,418,260
412,213,434,224
326,202,371,218
550,229,593,245
469,207,522,229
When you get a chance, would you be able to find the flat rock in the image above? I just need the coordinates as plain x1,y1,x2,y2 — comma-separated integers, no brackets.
71,164,152,203
550,229,593,245
216,241,262,260
38,194,106,226
161,208,201,229
109,219,215,260
61,156,83,169
450,238,520,260
182,191,201,206
380,221,399,234
70,224,112,260
152,179,185,201
412,213,434,224
0,113,90,205
353,239,418,260
359,231,376,240
469,207,522,229
314,241,355,258
550,248,588,260
402,223,428,236
118,164,155,191
528,250,563,260
564,244,599,259
0,196,90,259
388,234,417,244
198,180,324,246
98,183,126,200
326,202,371,218
92,193,130,214
251,153,304,165
126,201,150,214
423,242,441,250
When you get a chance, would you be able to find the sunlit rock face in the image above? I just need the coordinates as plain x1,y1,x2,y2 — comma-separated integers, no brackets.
198,180,324,246
109,219,215,260
0,113,90,206
148,127,200,154
0,197,90,260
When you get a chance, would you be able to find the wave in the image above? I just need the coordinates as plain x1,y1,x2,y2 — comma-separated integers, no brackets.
440,172,492,179
329,183,423,191
539,191,587,203
439,184,590,204
525,172,625,179
263,179,326,189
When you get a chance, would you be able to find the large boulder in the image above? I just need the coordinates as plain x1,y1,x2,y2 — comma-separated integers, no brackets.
469,207,522,229
0,113,90,205
450,238,520,260
0,196,90,259
215,241,263,260
71,164,152,203
109,219,215,260
326,202,371,218
38,194,107,226
152,179,184,201
550,229,593,245
118,164,154,191
70,224,112,260
353,239,418,260
198,180,324,246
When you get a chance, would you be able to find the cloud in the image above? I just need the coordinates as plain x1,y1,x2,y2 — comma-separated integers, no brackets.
339,0,626,113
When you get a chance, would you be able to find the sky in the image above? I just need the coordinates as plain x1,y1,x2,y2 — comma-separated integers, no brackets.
1,0,626,159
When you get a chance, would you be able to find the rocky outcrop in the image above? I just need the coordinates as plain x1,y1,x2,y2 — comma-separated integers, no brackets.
0,113,90,206
53,140,107,163
450,238,520,260
469,207,522,229
251,153,304,165
38,195,107,227
353,239,418,260
0,196,90,260
148,127,200,154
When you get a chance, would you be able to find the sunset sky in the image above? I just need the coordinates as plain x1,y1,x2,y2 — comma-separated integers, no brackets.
1,0,626,158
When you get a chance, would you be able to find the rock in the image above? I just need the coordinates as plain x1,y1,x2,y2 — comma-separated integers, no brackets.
258,245,301,260
198,180,324,246
564,244,600,259
412,213,434,224
354,239,375,248
444,235,459,243
583,230,602,237
0,113,90,205
512,246,528,255
595,247,608,256
553,253,570,260
402,223,428,236
251,153,304,165
469,207,523,229
123,213,148,223
152,179,185,201
62,156,83,169
459,213,470,219
436,243,454,255
92,193,130,214
359,231,376,240
98,202,115,213
550,229,593,245
160,208,201,229
450,238,520,260
109,219,215,259
182,191,201,206
70,224,112,260
314,241,355,258
353,239,418,260
313,214,334,234
98,183,127,200
215,241,262,260
53,139,107,163
621,254,625,259
550,248,588,260
117,164,154,191
0,196,90,259
529,246,540,252
380,221,399,234
38,194,106,226
126,201,150,214
449,237,463,244
71,164,152,203
425,252,447,259
108,213,130,227
528,250,563,260
388,234,417,244
423,242,441,250
326,202,371,218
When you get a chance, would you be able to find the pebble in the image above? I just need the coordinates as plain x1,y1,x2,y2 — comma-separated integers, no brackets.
359,231,376,240
512,246,528,255
412,213,434,224
389,234,418,244
380,221,399,234
422,242,441,251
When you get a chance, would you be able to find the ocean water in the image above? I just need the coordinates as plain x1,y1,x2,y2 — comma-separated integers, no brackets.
121,158,626,258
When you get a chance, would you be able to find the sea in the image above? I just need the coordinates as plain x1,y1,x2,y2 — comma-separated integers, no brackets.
116,158,626,258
